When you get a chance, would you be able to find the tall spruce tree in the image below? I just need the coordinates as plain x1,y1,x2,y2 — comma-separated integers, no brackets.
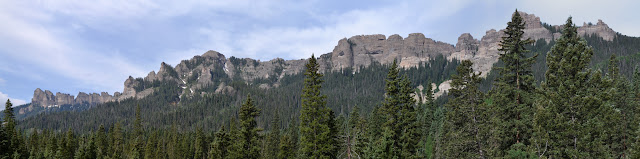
397,75,420,159
2,99,15,157
490,10,537,157
373,60,421,158
532,17,614,158
441,60,489,158
299,54,337,158
233,94,263,159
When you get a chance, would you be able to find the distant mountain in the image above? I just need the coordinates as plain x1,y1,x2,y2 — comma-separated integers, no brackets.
18,11,635,120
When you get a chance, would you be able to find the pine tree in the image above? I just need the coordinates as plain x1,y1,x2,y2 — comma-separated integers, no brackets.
96,125,108,159
489,10,537,157
44,133,57,159
112,122,124,159
278,117,298,159
0,125,9,158
209,126,230,159
226,118,241,159
345,105,366,159
375,60,402,158
397,75,420,159
144,132,158,159
364,106,384,159
299,54,337,158
3,99,17,157
532,17,613,158
374,60,421,158
230,94,263,159
194,127,207,159
607,54,639,158
75,135,97,159
131,105,144,159
418,84,436,158
265,113,281,159
441,60,488,158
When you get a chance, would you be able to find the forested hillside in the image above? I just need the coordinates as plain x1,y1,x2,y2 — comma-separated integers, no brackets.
2,11,640,158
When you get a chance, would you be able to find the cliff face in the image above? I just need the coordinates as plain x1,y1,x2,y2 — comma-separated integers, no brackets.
27,11,621,111
30,89,114,108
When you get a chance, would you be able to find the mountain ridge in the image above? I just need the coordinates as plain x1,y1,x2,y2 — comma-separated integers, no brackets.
21,11,621,115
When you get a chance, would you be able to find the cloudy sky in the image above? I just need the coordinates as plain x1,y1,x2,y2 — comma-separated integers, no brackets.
0,0,638,107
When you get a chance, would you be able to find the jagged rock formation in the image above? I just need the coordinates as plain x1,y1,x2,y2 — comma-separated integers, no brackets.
26,11,621,112
327,33,454,70
578,20,616,41
30,89,114,108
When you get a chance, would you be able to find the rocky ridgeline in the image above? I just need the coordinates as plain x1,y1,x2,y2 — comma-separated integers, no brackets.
27,11,620,110
28,88,113,109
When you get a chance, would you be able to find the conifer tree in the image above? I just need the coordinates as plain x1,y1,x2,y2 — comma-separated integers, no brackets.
75,135,97,159
418,83,436,158
226,118,241,159
371,60,421,158
299,54,337,158
278,117,298,159
2,99,15,158
397,75,420,158
96,125,108,159
489,10,537,157
3,99,18,157
44,134,57,159
131,105,144,159
209,126,230,159
607,54,639,158
441,60,488,158
144,132,158,159
0,125,9,158
265,113,281,159
376,60,402,158
532,17,613,158
233,94,262,159
112,122,124,159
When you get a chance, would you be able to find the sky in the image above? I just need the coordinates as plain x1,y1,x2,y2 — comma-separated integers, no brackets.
1,0,639,108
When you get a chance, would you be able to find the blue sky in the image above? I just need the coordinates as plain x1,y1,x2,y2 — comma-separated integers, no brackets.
1,0,639,107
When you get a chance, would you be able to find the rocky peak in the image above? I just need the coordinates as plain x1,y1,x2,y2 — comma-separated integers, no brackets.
455,33,479,52
518,11,553,42
578,19,616,41
202,50,226,59
518,11,544,29
31,88,55,107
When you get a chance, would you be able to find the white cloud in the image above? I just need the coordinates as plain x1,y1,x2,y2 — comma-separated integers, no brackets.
0,0,148,93
0,91,27,107
192,0,474,61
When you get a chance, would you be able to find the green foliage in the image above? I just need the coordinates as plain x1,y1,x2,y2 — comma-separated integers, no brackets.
233,94,263,159
298,55,337,158
488,10,537,157
441,60,489,158
532,17,618,158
